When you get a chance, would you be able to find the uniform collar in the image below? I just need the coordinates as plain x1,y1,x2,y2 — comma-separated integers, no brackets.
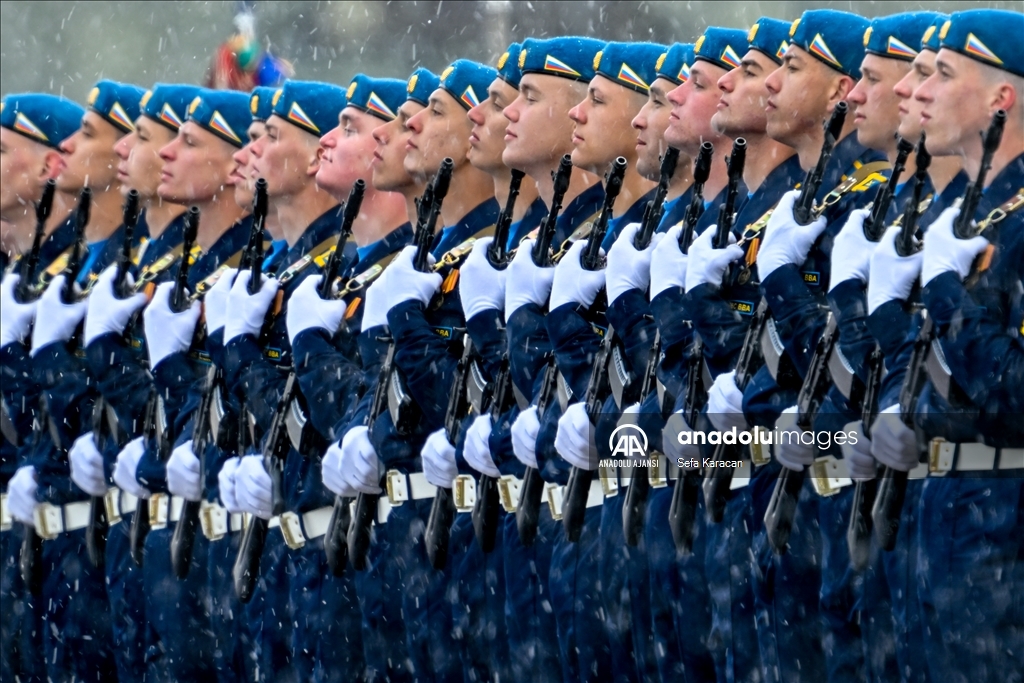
507,197,547,250
819,132,886,204
603,186,659,250
979,152,1024,212
431,197,500,258
284,205,343,265
556,182,605,245
37,213,79,273
137,210,186,270
657,190,692,233
189,213,253,287
351,222,414,276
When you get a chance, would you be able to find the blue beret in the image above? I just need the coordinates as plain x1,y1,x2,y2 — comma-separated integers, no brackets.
520,36,605,83
747,18,793,65
271,80,347,137
406,68,441,107
789,9,870,79
595,42,667,93
940,9,1024,79
920,15,948,53
0,93,84,149
141,84,202,133
345,74,406,122
249,86,277,122
864,13,944,62
87,80,145,134
496,43,524,89
656,43,695,85
439,60,499,111
694,28,749,72
186,89,251,148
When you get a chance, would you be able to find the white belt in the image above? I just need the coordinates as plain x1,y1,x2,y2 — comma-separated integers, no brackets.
344,496,395,527
547,478,603,521
33,500,91,539
929,440,1024,475
277,506,333,550
1,493,11,532
104,487,139,526
201,501,243,542
148,493,184,530
385,470,437,507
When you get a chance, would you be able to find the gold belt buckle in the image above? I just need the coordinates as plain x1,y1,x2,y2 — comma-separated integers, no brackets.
0,493,10,531
149,493,168,529
498,476,520,513
750,428,772,466
600,465,619,497
546,485,564,521
279,511,306,550
200,502,228,541
34,502,62,540
649,455,667,488
453,475,477,512
385,470,409,507
104,489,122,525
929,438,953,474
809,458,838,497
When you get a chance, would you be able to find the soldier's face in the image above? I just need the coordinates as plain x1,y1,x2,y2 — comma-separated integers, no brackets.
157,121,237,204
631,78,676,181
114,116,175,200
764,47,841,149
250,115,321,199
404,89,472,182
916,49,1004,158
230,121,267,210
893,50,936,141
467,77,516,175
502,74,582,174
848,54,909,153
665,61,727,156
0,127,51,218
569,75,646,174
57,111,122,194
317,107,379,199
712,50,775,139
371,101,422,193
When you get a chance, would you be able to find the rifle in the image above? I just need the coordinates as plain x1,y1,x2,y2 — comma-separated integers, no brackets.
321,181,365,297
61,188,92,303
634,147,680,250
793,102,847,225
487,169,526,268
233,373,296,602
128,391,160,567
872,111,1005,550
765,313,838,554
678,142,714,252
86,190,141,569
247,179,268,292
712,138,747,250
16,179,56,302
621,330,661,546
516,157,574,546
896,133,931,258
561,158,627,543
862,137,914,242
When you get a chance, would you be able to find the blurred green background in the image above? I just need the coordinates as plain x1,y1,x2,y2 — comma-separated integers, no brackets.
2,0,1018,103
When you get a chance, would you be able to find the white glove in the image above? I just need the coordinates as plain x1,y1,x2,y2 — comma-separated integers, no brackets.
421,428,458,489
663,410,701,463
504,239,555,321
360,270,391,331
870,404,919,472
143,281,201,368
235,454,274,519
321,440,357,497
549,240,605,310
840,420,875,481
340,425,383,494
224,270,280,344
84,265,148,345
685,225,744,292
459,236,506,320
30,274,87,355
868,225,923,315
167,440,202,502
464,414,501,477
203,267,236,335
7,466,38,524
113,437,151,499
605,223,662,305
384,245,442,311
0,274,37,348
286,275,345,345
511,406,540,469
69,432,108,496
706,370,749,432
554,402,596,471
921,207,989,287
827,209,876,292
773,405,815,471
217,456,243,513
756,190,828,281
649,223,689,300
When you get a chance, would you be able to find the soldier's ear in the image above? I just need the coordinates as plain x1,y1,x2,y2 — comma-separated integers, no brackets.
832,74,857,107
41,149,63,181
